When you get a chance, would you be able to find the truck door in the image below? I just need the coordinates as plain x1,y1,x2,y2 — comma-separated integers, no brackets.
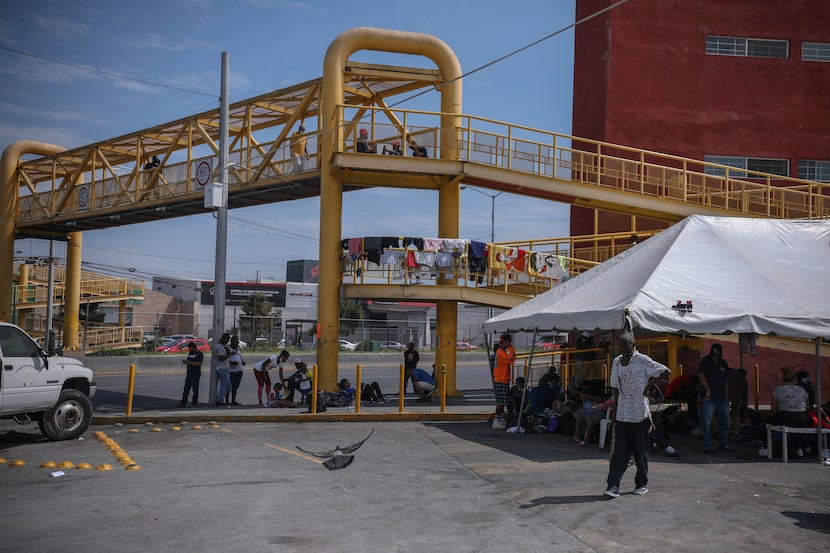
0,325,52,413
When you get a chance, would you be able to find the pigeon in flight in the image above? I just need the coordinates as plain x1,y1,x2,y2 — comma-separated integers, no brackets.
296,429,374,470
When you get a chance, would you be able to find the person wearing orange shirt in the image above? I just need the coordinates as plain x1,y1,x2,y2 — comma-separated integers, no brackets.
492,333,516,429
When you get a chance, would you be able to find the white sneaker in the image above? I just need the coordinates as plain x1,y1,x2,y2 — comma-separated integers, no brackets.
632,486,648,496
758,447,769,456
492,417,506,429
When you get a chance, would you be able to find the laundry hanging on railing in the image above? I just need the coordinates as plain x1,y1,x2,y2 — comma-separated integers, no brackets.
527,252,566,279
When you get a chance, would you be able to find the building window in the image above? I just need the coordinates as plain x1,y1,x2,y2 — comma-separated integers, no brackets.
802,42,830,62
705,36,788,59
705,156,789,178
798,160,830,182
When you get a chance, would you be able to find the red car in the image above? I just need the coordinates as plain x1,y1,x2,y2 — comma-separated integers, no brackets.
456,341,478,351
533,335,565,351
156,338,210,353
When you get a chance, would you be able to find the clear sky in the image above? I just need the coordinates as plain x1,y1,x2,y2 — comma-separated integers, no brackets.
2,0,578,283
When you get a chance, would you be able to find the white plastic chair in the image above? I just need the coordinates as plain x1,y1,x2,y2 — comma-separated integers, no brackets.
599,407,614,448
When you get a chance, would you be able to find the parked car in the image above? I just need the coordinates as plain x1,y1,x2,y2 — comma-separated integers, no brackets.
533,334,566,351
379,340,405,351
0,321,96,441
156,338,211,353
167,334,197,341
339,339,358,351
456,341,477,351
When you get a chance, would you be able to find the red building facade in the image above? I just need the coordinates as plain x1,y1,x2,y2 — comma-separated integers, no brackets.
571,0,830,236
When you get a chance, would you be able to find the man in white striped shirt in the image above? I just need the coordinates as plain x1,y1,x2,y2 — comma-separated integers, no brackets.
604,332,669,499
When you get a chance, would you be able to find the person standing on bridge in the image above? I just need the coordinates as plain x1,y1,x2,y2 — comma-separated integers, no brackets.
178,341,203,407
356,128,376,153
291,124,309,172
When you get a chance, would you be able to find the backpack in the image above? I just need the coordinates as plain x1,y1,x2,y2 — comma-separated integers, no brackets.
807,407,830,429
309,391,327,413
557,411,576,436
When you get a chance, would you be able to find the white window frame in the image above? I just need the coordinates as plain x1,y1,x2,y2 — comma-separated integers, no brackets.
802,42,830,62
798,160,830,182
706,36,789,59
704,156,790,178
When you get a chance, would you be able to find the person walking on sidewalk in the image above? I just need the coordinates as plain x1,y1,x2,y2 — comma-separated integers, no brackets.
178,341,203,407
604,332,669,498
492,333,516,429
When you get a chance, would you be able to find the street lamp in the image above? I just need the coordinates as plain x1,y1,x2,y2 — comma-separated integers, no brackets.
461,185,504,243
461,185,505,347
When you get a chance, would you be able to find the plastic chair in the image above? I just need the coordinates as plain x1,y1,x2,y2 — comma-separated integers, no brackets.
599,407,614,448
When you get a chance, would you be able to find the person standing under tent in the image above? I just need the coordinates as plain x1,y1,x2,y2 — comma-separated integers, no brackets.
492,333,516,429
698,343,737,454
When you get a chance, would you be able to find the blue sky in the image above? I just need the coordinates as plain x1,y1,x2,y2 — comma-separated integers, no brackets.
2,0,577,282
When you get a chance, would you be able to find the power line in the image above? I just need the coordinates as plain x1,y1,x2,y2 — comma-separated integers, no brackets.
0,45,217,98
388,0,631,107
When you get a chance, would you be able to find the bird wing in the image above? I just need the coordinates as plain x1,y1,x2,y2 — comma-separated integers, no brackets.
340,428,374,454
323,455,354,471
295,445,336,459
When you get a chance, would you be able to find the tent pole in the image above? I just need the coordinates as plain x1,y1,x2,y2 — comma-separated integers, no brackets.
514,330,538,433
815,338,824,463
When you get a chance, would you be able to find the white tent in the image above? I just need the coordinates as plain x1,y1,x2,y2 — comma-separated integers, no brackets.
483,215,830,455
483,215,830,339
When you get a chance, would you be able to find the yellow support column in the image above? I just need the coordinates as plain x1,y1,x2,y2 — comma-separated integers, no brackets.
118,299,127,343
320,27,463,393
62,232,82,350
16,263,29,327
0,140,65,322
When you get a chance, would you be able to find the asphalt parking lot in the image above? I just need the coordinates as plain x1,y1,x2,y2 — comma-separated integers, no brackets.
1,418,829,553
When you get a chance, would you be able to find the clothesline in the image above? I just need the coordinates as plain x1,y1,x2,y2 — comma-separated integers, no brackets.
342,236,567,280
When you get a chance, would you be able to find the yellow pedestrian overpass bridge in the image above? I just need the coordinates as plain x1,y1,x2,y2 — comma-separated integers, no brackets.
2,28,828,392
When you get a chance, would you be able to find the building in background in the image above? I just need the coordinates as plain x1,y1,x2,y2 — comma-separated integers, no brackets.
571,0,830,236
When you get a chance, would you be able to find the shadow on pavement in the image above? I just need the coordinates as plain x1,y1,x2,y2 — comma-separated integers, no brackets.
781,511,830,534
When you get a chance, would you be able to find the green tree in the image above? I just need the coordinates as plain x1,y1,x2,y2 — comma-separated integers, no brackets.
78,301,106,324
339,300,365,335
238,293,278,340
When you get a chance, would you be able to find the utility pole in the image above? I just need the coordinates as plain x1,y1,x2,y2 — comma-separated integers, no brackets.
208,52,230,407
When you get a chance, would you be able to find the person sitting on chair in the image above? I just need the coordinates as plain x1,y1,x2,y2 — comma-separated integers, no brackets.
571,387,613,446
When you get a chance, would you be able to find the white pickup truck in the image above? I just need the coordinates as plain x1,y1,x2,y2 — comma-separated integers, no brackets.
0,322,96,440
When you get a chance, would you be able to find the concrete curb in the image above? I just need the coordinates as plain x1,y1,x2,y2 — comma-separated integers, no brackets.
92,411,492,425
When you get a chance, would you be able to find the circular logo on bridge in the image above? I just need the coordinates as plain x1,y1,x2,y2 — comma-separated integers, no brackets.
77,185,89,209
195,161,211,187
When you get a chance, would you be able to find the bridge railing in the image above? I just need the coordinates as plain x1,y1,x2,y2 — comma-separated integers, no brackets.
336,105,830,220
16,106,830,222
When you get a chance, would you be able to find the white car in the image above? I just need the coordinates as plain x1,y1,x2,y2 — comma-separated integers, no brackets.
379,340,405,351
339,339,357,351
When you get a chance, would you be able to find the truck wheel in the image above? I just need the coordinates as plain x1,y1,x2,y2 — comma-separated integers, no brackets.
40,389,93,441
